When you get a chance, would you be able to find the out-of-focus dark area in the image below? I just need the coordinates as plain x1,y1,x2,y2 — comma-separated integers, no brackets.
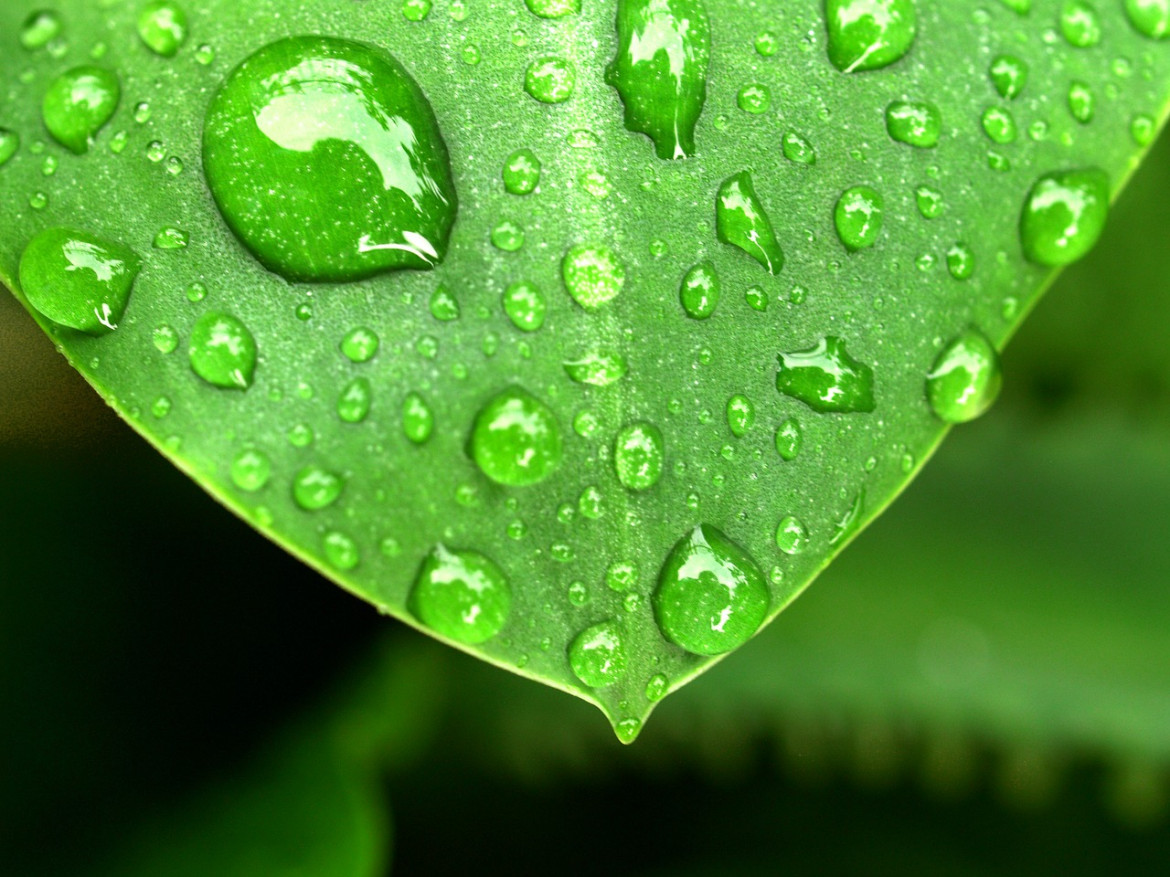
4,136,1170,876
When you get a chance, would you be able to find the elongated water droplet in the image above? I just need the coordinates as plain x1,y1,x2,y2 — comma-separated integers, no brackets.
502,148,541,194
470,387,562,486
188,311,257,389
726,395,755,437
1126,0,1170,38
525,0,580,17
410,545,511,644
716,171,784,274
825,0,917,73
1019,168,1110,266
946,242,975,280
776,516,809,555
21,10,62,49
502,280,547,331
782,131,817,165
654,524,769,656
777,336,876,413
885,100,941,148
990,54,1028,99
916,184,943,219
679,261,721,319
830,489,865,547
1067,81,1094,124
43,66,120,154
981,106,1017,144
614,422,664,491
605,0,711,160
834,186,884,251
525,56,575,103
562,244,625,310
203,37,456,282
1060,1,1101,47
337,377,372,423
153,227,189,250
926,328,1002,423
19,227,140,335
138,0,189,57
293,464,344,510
646,673,669,702
403,392,434,443
564,350,628,386
0,129,19,167
569,620,628,688
231,447,272,492
775,418,802,460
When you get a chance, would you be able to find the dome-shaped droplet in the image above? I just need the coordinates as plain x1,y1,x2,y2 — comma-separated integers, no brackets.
736,83,772,114
1126,0,1170,38
1067,81,1094,124
502,148,541,194
981,106,1017,144
18,227,140,335
946,242,975,280
188,311,257,389
292,464,344,510
834,186,884,251
525,0,580,18
137,1,189,57
716,171,784,274
323,531,360,571
1019,168,1110,266
564,349,628,386
645,673,669,702
502,280,547,331
231,447,272,492
470,387,563,486
1060,1,1101,47
524,56,575,103
605,0,711,159
926,328,1002,423
775,516,809,555
562,244,625,310
989,54,1028,99
726,395,755,437
203,37,457,282
825,0,917,73
340,326,380,363
653,524,769,656
775,418,802,460
568,620,628,688
337,377,372,423
782,131,817,165
776,336,876,413
679,261,721,319
43,66,120,154
885,100,941,148
0,128,19,167
614,422,664,491
402,392,434,443
410,545,512,644
21,10,62,50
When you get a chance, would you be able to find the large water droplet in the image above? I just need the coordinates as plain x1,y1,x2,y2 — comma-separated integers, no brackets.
605,0,711,160
926,329,1002,423
203,37,456,282
138,0,189,57
654,524,769,656
188,311,257,389
1019,168,1110,266
834,186,884,251
614,422,665,491
716,171,784,274
825,0,917,73
18,227,140,335
43,66,120,154
885,100,940,148
410,545,512,644
568,620,628,688
470,387,562,487
776,336,876,413
679,261,721,319
292,464,344,510
562,244,625,310
1126,0,1170,38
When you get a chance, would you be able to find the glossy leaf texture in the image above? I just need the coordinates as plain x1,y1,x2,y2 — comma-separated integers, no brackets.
2,0,1169,739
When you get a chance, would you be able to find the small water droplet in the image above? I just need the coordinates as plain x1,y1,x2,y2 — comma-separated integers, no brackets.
0,129,19,167
153,227,189,250
502,147,541,194
775,515,810,555
146,140,166,162
153,324,179,354
502,280,547,332
429,285,460,321
194,43,215,65
1131,113,1156,145
926,328,1002,423
578,485,604,519
606,561,638,592
885,100,941,148
1067,80,1094,123
776,336,876,413
562,244,625,310
188,311,257,389
716,171,784,274
525,56,575,103
775,418,803,460
21,10,62,50
526,0,580,17
726,394,755,437
679,261,721,319
737,82,772,114
323,531,360,571
402,0,433,21
745,285,769,312
138,1,189,58
834,186,884,251
825,0,917,73
410,545,511,644
337,377,372,423
614,422,665,491
293,464,344,510
946,242,975,280
231,447,272,492
564,349,628,386
829,489,865,547
916,184,944,218
782,131,817,165
341,326,380,363
470,387,563,486
1060,1,1101,47
42,66,120,154
287,423,314,447
403,392,434,444
490,219,525,252
186,281,208,303
990,54,1028,99
569,619,627,688
645,673,669,702
981,106,1018,144
151,396,172,419
1019,167,1110,266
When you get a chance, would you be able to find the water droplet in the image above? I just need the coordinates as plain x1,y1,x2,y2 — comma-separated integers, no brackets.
490,219,525,251
580,169,611,200
825,0,918,73
737,82,772,114
830,489,865,547
337,377,372,423
1067,80,1094,123
41,155,57,176
231,447,272,492
429,285,460,321
19,227,140,335
573,410,599,438
614,422,664,491
21,10,62,50
578,485,604,519
562,244,625,310
567,580,589,606
151,396,172,419
606,561,638,592
165,155,185,176
194,43,215,65
410,545,511,644
726,395,755,437
1126,0,1170,38
1060,1,1101,47
186,281,207,303
776,336,876,413
716,171,784,274
775,418,802,460
146,140,166,162
525,56,575,103
679,261,721,319
775,516,810,555
834,186,884,251
292,464,344,510
402,392,434,444
402,0,432,21
926,328,1002,423
654,524,769,656
0,129,19,167
153,227,189,250
470,387,562,486
645,674,669,703
287,423,314,448
203,37,457,282
138,0,189,57
42,66,120,154
502,280,546,332
742,285,768,312
989,54,1028,99
526,0,580,17
341,326,380,363
916,184,944,219
188,311,257,389
885,100,941,148
1019,167,1110,266
29,192,48,211
153,324,179,353
755,30,780,56
946,242,975,280
782,131,817,165
981,106,1018,144
564,349,628,386
502,148,541,195
568,620,627,688
1131,113,1156,145
605,0,711,159
323,531,359,571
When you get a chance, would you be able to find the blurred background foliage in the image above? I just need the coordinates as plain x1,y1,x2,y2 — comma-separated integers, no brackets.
4,131,1170,877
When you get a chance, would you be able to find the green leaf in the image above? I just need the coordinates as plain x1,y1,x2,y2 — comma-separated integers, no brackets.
2,0,1169,739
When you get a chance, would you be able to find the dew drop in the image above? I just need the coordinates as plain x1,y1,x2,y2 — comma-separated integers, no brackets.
716,171,784,274
403,392,434,444
645,673,669,702
153,227,189,250
203,37,456,282
569,620,628,688
491,219,525,252
981,106,1017,144
737,82,772,114
337,377,372,423
410,545,511,644
526,0,580,17
926,328,1003,423
830,490,865,547
1131,113,1156,145
292,464,344,510
470,387,562,487
1060,1,1101,48
1126,0,1170,38
0,129,19,167
679,261,721,319
1019,168,1110,266
776,336,876,413
153,324,179,354
21,10,62,50
745,285,769,312
151,396,172,419
525,56,575,103
429,285,460,321
1067,81,1094,123
188,311,257,389
341,326,380,363
946,242,975,280
562,244,625,310
606,0,711,159
323,531,360,571
775,516,810,555
18,227,140,335
834,186,884,251
782,131,817,165
402,0,432,21
885,100,941,148
916,184,944,219
42,67,120,154
825,0,917,73
654,524,769,656
775,418,803,461
606,561,638,592
564,349,628,386
502,148,541,194
231,447,272,492
579,485,604,519
726,395,755,437
194,43,215,64
137,0,189,58
989,54,1028,99
614,422,665,491
615,718,642,743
